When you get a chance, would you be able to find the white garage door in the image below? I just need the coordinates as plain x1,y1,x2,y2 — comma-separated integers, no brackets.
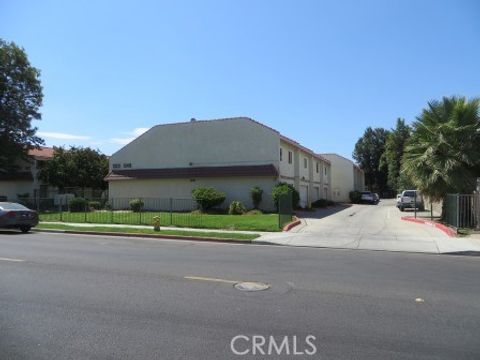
300,185,308,208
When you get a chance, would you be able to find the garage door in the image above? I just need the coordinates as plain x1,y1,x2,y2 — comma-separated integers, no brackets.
300,185,308,208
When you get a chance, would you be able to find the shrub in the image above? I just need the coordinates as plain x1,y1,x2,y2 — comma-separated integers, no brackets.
88,201,101,210
250,186,263,209
69,197,88,212
312,199,329,208
228,201,247,215
129,198,144,212
349,191,362,204
272,182,300,209
192,187,226,211
327,200,335,206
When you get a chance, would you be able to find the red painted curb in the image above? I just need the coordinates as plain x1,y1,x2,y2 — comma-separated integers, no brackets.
283,218,301,232
401,217,457,237
34,229,252,244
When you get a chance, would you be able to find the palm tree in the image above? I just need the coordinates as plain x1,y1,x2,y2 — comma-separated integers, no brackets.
402,96,480,205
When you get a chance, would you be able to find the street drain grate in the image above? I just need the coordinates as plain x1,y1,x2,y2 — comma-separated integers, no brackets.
234,282,270,292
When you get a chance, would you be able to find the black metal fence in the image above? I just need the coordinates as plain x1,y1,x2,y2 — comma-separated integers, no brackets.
18,197,203,228
278,192,293,228
17,196,284,230
444,193,480,229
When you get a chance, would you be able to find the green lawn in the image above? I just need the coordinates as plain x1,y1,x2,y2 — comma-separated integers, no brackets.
35,223,259,241
39,211,281,232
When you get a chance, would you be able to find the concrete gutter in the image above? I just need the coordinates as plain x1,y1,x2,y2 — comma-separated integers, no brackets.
401,217,457,237
34,229,253,244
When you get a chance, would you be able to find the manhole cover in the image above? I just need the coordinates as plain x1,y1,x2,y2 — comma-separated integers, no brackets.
234,282,270,292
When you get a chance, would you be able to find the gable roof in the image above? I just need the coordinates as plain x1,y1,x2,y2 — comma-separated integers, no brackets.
112,116,330,163
320,153,363,171
28,147,54,160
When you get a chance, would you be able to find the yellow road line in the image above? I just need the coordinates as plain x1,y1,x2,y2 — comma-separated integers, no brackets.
184,275,238,284
0,257,25,262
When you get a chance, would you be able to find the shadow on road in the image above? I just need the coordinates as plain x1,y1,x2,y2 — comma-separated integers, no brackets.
0,230,25,235
295,204,352,220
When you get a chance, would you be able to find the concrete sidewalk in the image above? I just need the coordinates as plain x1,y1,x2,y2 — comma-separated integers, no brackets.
255,231,480,253
39,221,274,235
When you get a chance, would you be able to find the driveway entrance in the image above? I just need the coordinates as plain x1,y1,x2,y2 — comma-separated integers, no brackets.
257,199,480,253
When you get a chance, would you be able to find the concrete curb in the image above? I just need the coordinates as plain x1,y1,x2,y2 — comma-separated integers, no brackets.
401,217,457,237
283,217,301,232
34,229,252,244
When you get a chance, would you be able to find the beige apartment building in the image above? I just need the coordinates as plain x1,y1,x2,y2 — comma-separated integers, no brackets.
0,147,54,201
320,153,365,203
106,117,331,210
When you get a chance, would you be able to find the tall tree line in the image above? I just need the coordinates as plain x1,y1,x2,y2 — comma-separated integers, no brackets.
353,96,480,203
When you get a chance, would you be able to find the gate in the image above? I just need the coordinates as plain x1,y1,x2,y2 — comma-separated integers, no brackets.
444,193,480,229
278,192,293,229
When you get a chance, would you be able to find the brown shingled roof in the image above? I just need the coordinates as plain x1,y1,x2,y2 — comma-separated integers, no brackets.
28,147,54,159
105,164,278,181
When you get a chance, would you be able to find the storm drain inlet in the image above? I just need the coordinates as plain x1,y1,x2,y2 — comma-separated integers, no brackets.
234,282,270,292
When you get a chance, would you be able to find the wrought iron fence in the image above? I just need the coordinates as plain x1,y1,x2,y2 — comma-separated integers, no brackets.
278,192,293,228
16,196,284,230
444,193,480,229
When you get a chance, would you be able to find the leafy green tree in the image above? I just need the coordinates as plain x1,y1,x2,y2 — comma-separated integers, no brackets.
272,182,300,209
379,118,412,192
0,39,44,172
402,96,480,203
353,127,390,192
39,147,109,190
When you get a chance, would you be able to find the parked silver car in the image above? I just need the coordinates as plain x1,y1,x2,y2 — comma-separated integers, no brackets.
0,202,38,233
397,190,425,212
361,191,376,204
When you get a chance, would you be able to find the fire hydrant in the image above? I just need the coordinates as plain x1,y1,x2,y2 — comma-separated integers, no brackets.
152,216,161,232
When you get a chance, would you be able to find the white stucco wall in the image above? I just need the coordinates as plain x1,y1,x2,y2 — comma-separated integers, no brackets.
321,154,358,202
109,176,277,211
0,181,35,201
278,141,295,179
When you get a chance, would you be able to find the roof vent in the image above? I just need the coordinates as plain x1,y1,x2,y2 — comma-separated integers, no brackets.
190,118,196,122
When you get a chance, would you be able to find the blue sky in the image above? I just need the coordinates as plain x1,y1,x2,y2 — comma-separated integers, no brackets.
1,0,479,159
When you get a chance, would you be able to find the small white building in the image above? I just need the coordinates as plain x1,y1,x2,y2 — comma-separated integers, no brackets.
106,117,332,210
319,153,365,203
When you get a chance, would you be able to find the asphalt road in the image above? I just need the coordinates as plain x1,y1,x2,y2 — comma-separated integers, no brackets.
1,231,479,359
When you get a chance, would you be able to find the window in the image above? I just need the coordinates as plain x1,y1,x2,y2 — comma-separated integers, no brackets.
279,148,283,161
304,158,307,169
123,163,132,168
288,151,292,164
316,162,319,173
324,167,327,176
112,163,121,169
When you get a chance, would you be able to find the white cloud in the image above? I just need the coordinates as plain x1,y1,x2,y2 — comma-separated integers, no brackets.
109,127,150,145
110,137,135,145
132,127,149,136
37,131,91,140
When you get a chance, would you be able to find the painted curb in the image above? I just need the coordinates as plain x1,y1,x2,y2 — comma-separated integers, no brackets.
283,218,301,232
34,229,253,244
401,217,457,237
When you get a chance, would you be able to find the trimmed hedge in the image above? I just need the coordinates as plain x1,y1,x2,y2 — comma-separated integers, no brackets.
250,186,263,209
192,187,226,211
349,191,362,204
129,199,144,212
69,197,88,212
